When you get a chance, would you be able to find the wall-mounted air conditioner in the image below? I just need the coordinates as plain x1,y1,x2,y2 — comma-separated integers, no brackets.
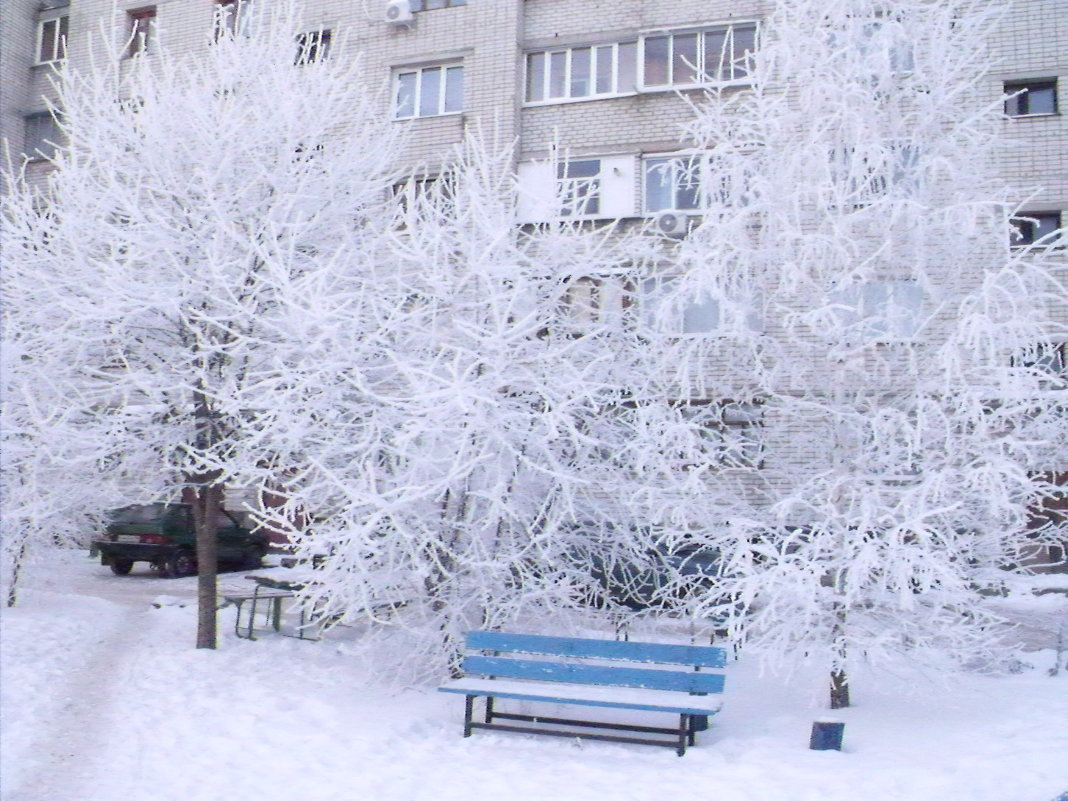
654,211,689,238
385,0,414,26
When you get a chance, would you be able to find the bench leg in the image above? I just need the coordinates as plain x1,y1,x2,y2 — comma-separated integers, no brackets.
677,715,689,757
463,695,475,737
484,696,495,725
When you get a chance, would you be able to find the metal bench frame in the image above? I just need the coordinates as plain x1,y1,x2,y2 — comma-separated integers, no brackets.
439,631,726,756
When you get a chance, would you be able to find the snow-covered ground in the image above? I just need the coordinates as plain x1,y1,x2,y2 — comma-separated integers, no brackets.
2,550,1066,801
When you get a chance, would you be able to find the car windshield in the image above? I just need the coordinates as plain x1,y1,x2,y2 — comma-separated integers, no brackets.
107,504,169,524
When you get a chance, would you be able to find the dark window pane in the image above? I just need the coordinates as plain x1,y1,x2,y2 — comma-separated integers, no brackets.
595,45,614,94
570,47,592,97
704,30,727,80
444,66,463,112
548,51,567,98
527,52,546,101
396,72,416,117
673,33,699,84
644,36,670,86
419,67,442,116
617,42,637,92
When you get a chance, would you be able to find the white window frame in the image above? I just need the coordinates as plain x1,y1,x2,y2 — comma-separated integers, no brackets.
557,159,602,217
639,22,757,91
35,14,68,65
394,63,464,120
677,400,765,470
829,279,924,341
830,141,921,207
643,152,755,214
524,41,638,105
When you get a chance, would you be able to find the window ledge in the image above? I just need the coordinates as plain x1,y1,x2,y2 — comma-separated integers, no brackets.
637,79,753,95
1006,112,1060,120
523,91,639,108
393,110,464,122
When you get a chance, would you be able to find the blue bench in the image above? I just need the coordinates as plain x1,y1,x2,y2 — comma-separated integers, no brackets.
438,631,726,756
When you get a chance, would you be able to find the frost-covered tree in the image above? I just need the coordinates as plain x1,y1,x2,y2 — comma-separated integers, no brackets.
1,1,404,644
644,0,1067,706
244,134,656,674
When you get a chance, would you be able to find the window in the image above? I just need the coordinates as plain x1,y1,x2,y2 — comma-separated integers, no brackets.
1016,342,1067,379
645,156,701,213
560,275,627,334
24,113,63,160
214,0,253,39
678,400,764,469
525,42,638,103
410,0,466,9
1011,211,1062,246
643,154,754,213
1005,80,1058,117
126,7,156,57
295,29,331,65
395,64,463,119
831,142,920,206
829,280,923,340
641,277,722,336
641,23,755,89
557,159,601,217
35,15,68,64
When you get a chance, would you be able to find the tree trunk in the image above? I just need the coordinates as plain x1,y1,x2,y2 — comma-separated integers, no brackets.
829,667,851,709
191,483,222,649
829,603,851,709
6,539,28,607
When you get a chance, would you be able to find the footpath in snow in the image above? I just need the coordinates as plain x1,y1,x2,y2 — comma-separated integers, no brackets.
1,550,1066,801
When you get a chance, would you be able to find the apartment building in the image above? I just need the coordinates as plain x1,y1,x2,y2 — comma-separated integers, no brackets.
4,0,1064,220
2,0,1065,554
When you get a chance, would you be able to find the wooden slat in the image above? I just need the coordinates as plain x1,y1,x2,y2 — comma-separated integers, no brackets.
466,631,726,668
462,655,725,694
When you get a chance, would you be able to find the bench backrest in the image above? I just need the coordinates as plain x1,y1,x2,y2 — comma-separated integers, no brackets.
464,631,726,695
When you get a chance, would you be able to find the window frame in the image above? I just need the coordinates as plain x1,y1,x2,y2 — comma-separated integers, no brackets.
524,41,638,105
1004,79,1058,118
1011,210,1063,247
676,399,765,470
35,14,68,65
214,0,254,40
295,29,332,65
642,152,755,214
829,279,924,342
125,7,157,58
556,158,602,218
410,0,466,10
393,63,464,120
24,112,63,161
639,22,757,91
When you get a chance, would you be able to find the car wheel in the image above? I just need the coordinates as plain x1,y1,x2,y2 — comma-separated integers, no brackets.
109,558,134,576
165,550,197,578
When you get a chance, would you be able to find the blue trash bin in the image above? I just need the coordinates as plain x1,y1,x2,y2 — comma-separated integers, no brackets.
809,720,845,751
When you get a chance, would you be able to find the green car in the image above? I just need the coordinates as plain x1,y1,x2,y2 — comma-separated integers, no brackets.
93,503,269,578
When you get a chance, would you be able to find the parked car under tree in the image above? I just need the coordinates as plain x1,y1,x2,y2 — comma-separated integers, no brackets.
93,503,268,578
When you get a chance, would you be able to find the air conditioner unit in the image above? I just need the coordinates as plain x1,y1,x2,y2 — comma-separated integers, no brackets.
654,211,689,238
385,0,414,25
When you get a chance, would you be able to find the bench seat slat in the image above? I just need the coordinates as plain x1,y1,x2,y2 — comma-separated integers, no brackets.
439,677,724,715
463,655,725,694
467,631,726,668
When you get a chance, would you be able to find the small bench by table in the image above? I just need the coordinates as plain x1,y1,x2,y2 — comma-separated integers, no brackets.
221,575,319,641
